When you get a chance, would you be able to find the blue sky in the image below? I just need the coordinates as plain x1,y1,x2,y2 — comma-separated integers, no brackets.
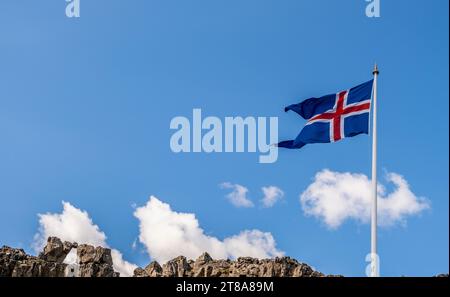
0,0,448,276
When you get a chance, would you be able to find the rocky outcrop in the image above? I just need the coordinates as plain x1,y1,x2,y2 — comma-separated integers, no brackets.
133,252,328,277
0,246,66,277
76,244,118,277
0,237,119,277
6,237,445,277
38,237,77,263
134,261,163,277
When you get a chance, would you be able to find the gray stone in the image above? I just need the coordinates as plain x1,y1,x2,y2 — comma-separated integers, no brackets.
38,237,75,263
94,246,113,265
0,237,120,277
77,244,96,264
162,256,192,277
134,261,163,277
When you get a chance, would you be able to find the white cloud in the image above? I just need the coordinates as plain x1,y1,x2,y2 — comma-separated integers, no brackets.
133,196,283,263
110,249,137,277
34,201,137,276
261,186,284,208
223,230,281,259
220,182,254,208
300,169,430,229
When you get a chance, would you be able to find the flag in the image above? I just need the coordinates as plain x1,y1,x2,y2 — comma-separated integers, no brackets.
278,80,374,149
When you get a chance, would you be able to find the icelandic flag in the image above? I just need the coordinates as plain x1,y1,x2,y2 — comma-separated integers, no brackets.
278,80,374,149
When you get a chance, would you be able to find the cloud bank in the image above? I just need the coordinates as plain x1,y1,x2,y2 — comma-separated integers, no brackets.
134,196,283,263
34,202,137,276
300,169,430,229
34,197,283,272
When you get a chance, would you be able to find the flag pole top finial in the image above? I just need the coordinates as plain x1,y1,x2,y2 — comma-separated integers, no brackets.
373,63,379,75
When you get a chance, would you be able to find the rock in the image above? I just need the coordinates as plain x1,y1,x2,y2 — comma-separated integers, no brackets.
292,262,315,277
93,246,113,265
194,252,213,267
10,238,426,278
192,252,227,277
11,260,66,277
134,261,163,277
77,244,113,266
133,267,147,277
202,259,231,277
132,253,328,278
162,256,192,277
0,237,120,277
229,257,261,277
1,245,67,277
1,242,333,278
76,243,118,276
0,246,30,276
78,262,116,277
38,237,76,263
145,261,163,277
77,244,96,264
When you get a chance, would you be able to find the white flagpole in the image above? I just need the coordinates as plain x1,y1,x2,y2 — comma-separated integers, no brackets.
370,64,379,277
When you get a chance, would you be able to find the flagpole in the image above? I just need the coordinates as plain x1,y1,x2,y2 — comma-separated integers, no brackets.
370,64,379,277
